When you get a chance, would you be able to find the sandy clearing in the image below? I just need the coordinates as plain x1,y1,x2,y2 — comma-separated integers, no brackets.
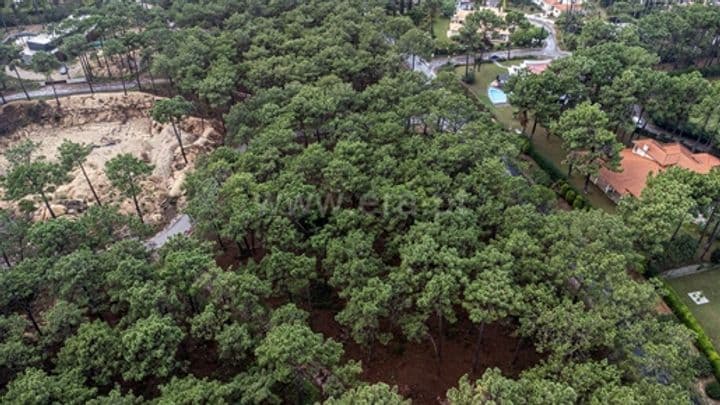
0,92,223,224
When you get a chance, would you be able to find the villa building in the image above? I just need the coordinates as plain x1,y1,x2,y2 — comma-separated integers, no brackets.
531,0,582,17
447,7,511,43
508,59,552,75
594,139,720,202
457,0,476,11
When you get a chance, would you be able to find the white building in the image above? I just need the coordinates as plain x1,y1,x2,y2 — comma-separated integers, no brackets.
531,0,582,17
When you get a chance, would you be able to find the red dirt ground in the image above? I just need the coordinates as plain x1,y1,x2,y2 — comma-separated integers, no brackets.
310,309,543,404
212,241,543,403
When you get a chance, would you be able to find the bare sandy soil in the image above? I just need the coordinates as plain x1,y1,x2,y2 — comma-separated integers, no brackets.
0,92,223,224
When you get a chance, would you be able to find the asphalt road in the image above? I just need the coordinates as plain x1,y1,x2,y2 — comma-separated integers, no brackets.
3,16,566,250
421,14,570,76
145,213,192,250
2,78,161,103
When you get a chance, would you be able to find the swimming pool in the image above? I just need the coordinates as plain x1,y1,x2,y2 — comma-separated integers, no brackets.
488,87,508,104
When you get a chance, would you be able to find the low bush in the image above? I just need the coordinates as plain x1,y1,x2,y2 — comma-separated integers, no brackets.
526,144,589,210
694,355,714,378
565,190,576,203
530,167,551,187
573,195,585,210
462,72,476,84
706,381,720,400
558,182,571,197
711,248,720,265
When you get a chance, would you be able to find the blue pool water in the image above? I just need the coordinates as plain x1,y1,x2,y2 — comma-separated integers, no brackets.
488,87,508,104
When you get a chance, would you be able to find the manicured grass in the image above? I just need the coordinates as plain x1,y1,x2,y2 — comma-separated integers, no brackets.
454,61,618,213
454,60,523,107
667,269,720,348
433,17,450,39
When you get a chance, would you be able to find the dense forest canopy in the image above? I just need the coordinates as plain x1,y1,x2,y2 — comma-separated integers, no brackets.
0,0,714,403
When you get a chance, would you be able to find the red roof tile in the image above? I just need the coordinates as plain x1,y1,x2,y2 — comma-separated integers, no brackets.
597,139,720,198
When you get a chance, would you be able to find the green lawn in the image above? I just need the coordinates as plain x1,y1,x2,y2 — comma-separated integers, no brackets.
667,269,720,348
433,17,450,39
454,61,618,213
454,60,524,107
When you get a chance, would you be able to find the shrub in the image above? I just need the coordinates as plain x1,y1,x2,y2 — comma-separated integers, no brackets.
462,72,476,84
558,182,570,197
711,248,720,265
573,195,585,210
531,167,551,187
516,137,530,154
564,189,576,203
706,381,720,400
694,355,714,378
526,143,566,181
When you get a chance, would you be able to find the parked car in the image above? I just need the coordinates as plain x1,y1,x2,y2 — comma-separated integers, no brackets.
632,116,646,128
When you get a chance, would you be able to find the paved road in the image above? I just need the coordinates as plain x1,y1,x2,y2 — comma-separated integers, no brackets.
145,213,192,250
662,264,708,279
2,78,161,103
6,15,564,249
0,76,189,249
411,14,569,78
526,14,569,59
630,105,716,153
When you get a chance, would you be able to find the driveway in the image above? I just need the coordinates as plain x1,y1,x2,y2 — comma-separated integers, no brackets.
145,213,192,250
413,14,569,79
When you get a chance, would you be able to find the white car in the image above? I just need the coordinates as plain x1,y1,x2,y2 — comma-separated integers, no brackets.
632,116,646,128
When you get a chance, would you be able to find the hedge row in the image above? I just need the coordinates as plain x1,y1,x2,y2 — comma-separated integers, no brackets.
525,142,589,210
526,141,566,182
661,280,720,383
557,181,589,210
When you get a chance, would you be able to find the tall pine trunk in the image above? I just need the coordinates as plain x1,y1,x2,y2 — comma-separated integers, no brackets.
472,322,485,372
171,120,188,164
49,80,60,107
2,250,11,268
128,53,142,90
25,306,42,335
131,190,143,223
702,218,720,258
583,174,591,193
511,336,524,364
39,190,56,219
14,67,30,100
102,52,113,79
531,119,538,138
80,163,101,206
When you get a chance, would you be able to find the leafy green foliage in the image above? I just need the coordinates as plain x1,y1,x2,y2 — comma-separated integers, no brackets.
2,141,67,219
157,376,232,404
0,1,710,403
0,314,40,384
706,381,720,400
120,315,184,381
2,368,96,405
325,383,410,404
104,154,153,222
56,321,122,386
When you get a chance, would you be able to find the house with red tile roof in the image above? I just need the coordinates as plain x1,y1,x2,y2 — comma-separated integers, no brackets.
532,0,582,17
594,138,720,202
508,59,552,76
